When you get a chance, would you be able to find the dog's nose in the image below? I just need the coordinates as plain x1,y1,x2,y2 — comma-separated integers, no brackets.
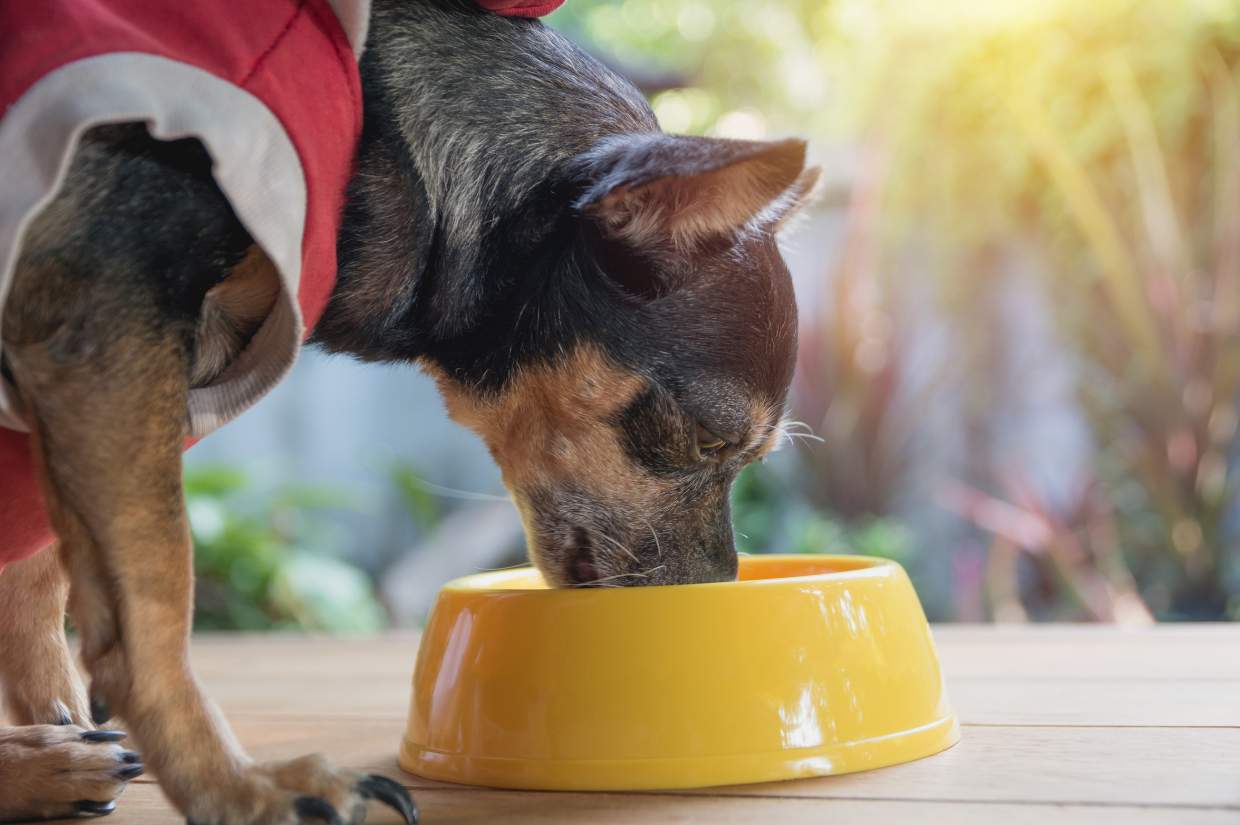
568,554,599,585
565,527,600,585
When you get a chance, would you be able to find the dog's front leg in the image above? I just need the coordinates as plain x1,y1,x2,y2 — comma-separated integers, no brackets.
0,552,143,822
5,303,416,825
0,548,91,727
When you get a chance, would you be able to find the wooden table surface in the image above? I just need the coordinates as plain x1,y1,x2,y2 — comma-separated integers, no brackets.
55,626,1240,824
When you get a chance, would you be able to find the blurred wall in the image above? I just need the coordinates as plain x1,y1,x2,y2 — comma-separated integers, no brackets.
185,349,504,574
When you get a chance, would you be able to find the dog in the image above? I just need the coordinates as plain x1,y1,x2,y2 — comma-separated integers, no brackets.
0,0,818,821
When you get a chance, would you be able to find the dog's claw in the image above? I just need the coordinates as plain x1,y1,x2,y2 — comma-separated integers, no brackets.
115,762,145,781
90,698,112,725
293,796,343,825
75,799,117,817
80,729,126,743
357,775,419,825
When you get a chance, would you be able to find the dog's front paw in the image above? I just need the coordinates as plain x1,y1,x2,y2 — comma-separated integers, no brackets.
184,755,417,825
0,725,142,820
0,649,93,728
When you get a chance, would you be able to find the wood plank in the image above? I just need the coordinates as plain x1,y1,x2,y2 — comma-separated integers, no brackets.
202,675,1240,728
111,717,1240,809
698,726,1240,807
13,628,1240,825
180,626,1240,684
53,781,1240,825
948,679,1240,726
935,624,1240,642
934,625,1240,679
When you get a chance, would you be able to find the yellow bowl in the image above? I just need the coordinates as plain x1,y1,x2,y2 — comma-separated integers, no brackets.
399,554,959,791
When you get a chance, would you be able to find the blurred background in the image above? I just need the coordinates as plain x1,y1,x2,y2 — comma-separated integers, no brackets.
185,0,1240,629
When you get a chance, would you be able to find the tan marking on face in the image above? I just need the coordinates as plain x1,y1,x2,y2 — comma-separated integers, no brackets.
422,345,659,509
749,398,787,460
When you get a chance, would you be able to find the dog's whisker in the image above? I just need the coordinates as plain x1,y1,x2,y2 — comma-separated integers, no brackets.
571,569,650,588
398,476,512,503
593,530,639,564
780,418,817,434
752,420,825,454
477,560,532,573
643,519,663,561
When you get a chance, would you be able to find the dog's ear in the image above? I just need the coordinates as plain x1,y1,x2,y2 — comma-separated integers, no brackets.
575,134,819,250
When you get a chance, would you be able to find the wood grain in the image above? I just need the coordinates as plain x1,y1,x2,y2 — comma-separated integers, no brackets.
119,717,1238,808
17,625,1240,824
101,783,1240,825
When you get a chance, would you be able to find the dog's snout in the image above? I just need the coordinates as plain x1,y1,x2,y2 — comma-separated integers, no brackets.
520,482,742,589
562,524,737,588
663,543,737,585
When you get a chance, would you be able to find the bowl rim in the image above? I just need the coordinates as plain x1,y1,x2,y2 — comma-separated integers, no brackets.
439,553,898,596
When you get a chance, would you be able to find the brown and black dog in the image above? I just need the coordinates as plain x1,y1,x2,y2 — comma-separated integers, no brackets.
0,0,818,822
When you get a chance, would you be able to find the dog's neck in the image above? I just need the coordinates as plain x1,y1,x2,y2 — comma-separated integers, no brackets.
313,0,656,365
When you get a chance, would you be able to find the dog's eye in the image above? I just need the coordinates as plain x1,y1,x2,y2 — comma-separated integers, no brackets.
695,424,730,457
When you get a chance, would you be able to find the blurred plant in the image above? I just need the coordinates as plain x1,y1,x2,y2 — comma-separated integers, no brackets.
732,461,914,566
744,0,1240,620
548,0,835,138
792,145,937,520
186,466,386,631
390,464,445,532
836,0,1240,618
943,476,1153,623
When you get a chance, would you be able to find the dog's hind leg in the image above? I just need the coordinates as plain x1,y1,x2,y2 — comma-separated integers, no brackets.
0,547,91,727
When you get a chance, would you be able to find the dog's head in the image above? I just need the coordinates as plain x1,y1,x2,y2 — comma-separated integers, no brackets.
428,134,818,587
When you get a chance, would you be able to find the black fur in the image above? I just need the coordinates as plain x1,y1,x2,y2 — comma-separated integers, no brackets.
315,0,797,399
11,123,251,362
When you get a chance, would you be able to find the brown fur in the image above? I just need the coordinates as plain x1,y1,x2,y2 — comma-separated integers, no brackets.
749,398,789,461
424,345,791,588
190,245,280,388
585,139,818,250
0,550,88,729
0,725,139,820
430,345,643,490
425,346,671,549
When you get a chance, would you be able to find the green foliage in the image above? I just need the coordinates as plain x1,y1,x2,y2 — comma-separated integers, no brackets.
186,466,386,632
732,462,914,566
840,0,1240,618
826,0,1240,250
549,0,835,137
389,464,444,531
